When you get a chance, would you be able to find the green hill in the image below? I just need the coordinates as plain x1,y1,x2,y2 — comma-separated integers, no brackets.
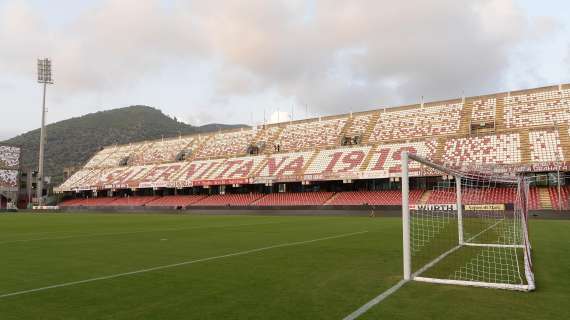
2,106,246,184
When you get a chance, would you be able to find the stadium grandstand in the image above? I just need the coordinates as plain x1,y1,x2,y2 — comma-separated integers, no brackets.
57,84,570,211
0,145,21,210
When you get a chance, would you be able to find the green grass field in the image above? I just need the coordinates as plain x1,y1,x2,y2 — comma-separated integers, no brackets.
0,213,568,319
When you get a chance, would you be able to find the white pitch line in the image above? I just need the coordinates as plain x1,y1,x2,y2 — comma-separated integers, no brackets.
342,218,509,319
0,221,283,245
414,218,507,279
464,218,504,244
0,230,75,238
0,230,368,299
342,279,408,320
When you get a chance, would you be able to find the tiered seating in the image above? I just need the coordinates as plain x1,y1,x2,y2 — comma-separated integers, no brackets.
145,195,207,207
365,140,438,173
138,163,190,188
85,143,148,168
194,129,258,159
0,144,18,193
504,89,570,128
529,130,564,162
0,146,20,169
426,190,456,204
427,188,517,204
256,152,313,178
170,156,264,186
343,114,375,138
207,155,266,181
253,125,282,150
83,148,113,168
130,136,201,165
192,193,263,206
58,83,570,199
275,118,347,152
87,165,155,189
58,187,553,210
328,190,423,206
253,192,334,206
464,188,517,204
66,197,118,207
57,169,96,190
111,196,159,206
471,98,496,124
60,196,158,207
60,196,160,207
369,103,462,142
528,187,541,210
59,198,87,207
79,155,266,190
442,134,520,167
0,169,18,188
548,186,570,210
305,146,371,175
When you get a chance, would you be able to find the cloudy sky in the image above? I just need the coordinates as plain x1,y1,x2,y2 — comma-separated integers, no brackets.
0,0,569,140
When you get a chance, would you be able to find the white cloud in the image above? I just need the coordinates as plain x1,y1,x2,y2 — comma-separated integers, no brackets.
0,0,565,137
0,1,50,74
268,111,291,124
186,0,550,112
0,130,17,141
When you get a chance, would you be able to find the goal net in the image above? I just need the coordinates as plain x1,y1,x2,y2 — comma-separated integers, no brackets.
401,152,535,291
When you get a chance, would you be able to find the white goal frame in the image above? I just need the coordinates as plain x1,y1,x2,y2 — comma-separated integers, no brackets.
401,152,535,291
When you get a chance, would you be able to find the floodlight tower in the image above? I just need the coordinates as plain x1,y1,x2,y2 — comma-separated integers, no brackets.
37,58,53,205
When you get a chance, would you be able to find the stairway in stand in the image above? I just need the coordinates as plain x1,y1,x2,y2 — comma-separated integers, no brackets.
494,97,506,130
323,192,340,205
519,130,532,164
558,125,570,161
262,126,285,154
418,190,432,205
359,144,378,172
538,187,552,209
458,100,473,136
360,112,380,145
433,137,447,163
185,135,213,162
301,150,320,176
338,116,354,141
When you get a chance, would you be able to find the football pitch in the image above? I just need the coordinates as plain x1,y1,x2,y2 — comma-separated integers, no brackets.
0,213,568,319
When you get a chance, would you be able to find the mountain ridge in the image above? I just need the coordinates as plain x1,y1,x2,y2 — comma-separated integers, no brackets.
1,105,247,184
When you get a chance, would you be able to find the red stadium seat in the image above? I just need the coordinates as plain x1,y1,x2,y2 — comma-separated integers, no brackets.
146,195,208,207
253,192,334,206
192,193,264,206
548,186,570,210
327,190,423,206
427,188,518,205
110,196,159,207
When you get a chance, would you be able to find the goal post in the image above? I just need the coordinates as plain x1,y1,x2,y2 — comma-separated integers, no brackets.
401,152,535,291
